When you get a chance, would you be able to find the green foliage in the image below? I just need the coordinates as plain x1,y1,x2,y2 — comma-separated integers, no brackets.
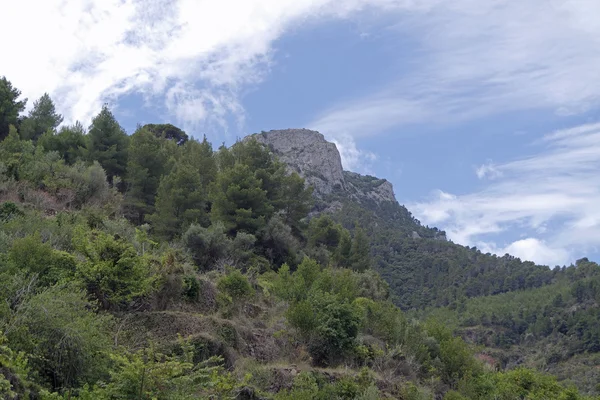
0,332,34,399
149,137,215,240
287,290,361,366
0,202,23,222
456,367,593,400
308,214,343,250
0,83,597,399
7,233,76,286
85,105,129,185
217,269,253,302
0,77,27,141
142,123,189,145
38,122,86,165
19,93,63,142
183,222,230,271
0,124,35,180
72,227,154,309
5,285,112,390
275,370,381,400
210,163,273,235
80,343,239,399
123,127,172,223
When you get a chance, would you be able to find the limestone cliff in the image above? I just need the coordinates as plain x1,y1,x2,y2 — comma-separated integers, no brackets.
250,129,397,204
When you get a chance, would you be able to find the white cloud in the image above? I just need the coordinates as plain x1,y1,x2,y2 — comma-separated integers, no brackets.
475,162,502,180
410,122,600,266
329,133,378,173
476,238,572,268
0,0,427,135
309,0,600,138
5,0,598,140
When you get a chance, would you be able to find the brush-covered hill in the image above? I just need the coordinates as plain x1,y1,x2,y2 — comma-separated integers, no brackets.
0,78,598,399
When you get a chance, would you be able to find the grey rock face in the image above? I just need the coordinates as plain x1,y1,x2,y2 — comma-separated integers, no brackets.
251,129,346,195
250,128,397,203
249,128,447,241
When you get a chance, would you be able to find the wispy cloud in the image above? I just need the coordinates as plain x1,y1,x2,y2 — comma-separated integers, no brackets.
309,0,600,138
410,122,600,266
0,0,424,136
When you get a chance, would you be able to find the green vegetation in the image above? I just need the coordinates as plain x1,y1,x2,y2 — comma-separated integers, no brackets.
0,76,598,399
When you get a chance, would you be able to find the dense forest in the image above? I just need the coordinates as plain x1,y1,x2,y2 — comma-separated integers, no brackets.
0,75,598,399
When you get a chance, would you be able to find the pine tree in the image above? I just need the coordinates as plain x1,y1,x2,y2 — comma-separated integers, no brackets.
0,77,27,141
209,163,273,235
19,93,63,141
123,127,175,224
148,137,216,240
335,229,353,268
350,227,371,272
280,172,314,234
86,105,129,185
38,122,86,165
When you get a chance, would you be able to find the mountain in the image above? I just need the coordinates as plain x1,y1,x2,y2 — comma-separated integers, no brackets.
252,129,600,395
0,81,598,399
250,129,560,309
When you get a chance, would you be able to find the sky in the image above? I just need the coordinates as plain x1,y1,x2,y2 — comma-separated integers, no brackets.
2,0,600,267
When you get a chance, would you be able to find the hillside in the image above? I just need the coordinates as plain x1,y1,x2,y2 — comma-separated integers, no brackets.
252,129,563,310
0,79,598,399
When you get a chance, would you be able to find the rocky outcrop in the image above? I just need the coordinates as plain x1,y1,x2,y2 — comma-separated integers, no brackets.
249,128,446,241
250,129,345,195
250,129,396,204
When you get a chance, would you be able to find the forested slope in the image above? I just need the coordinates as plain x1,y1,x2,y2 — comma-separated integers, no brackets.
0,76,597,399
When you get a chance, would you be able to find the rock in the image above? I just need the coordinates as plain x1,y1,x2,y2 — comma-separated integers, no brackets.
251,129,345,195
250,129,397,204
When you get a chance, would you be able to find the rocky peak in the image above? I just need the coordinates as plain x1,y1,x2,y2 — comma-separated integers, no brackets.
251,129,346,195
250,129,397,204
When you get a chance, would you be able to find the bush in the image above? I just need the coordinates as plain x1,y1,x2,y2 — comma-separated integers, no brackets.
287,291,361,366
72,227,155,309
5,285,112,390
217,269,253,302
183,222,230,271
0,202,23,222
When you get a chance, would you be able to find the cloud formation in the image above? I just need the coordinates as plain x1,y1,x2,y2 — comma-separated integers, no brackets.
410,122,600,266
309,0,600,138
1,0,415,134
6,0,597,140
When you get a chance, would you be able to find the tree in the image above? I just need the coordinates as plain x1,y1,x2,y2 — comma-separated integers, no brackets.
123,127,174,224
19,93,63,141
38,121,86,164
209,163,273,235
0,124,35,180
307,215,343,250
6,285,112,390
230,138,288,207
0,77,27,141
287,290,361,366
350,228,371,272
142,123,188,145
279,172,314,234
335,229,353,268
86,105,129,185
148,138,216,240
72,228,154,309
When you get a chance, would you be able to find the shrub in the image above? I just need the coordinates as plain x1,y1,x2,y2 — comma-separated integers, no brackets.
217,269,253,302
72,227,155,309
183,222,230,271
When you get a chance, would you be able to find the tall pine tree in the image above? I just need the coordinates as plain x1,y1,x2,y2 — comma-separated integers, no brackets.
0,77,27,141
148,137,216,240
86,105,129,186
123,127,176,224
20,93,63,141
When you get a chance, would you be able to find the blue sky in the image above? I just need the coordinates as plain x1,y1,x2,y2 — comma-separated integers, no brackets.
3,0,600,266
